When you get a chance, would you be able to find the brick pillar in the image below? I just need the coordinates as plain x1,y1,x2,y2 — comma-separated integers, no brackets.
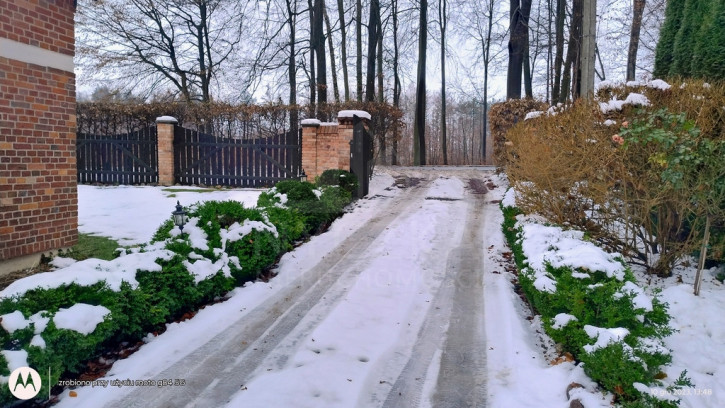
337,111,370,171
301,119,321,180
156,116,177,186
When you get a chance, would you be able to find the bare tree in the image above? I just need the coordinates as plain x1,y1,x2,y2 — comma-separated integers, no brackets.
337,0,351,100
551,0,566,102
356,0,363,101
627,0,646,81
365,0,381,101
507,0,533,99
324,6,341,102
414,0,428,165
391,0,402,165
77,0,244,102
438,0,449,164
314,0,328,114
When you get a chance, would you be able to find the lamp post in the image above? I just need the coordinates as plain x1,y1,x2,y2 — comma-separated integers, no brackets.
172,201,187,233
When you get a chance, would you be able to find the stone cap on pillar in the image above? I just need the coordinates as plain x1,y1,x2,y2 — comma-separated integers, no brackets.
301,118,321,127
156,116,178,124
337,110,371,125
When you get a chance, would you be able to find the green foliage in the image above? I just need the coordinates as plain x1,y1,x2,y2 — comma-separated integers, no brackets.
501,202,686,407
136,257,202,321
263,206,307,250
655,0,687,77
151,219,175,243
60,234,123,261
656,0,725,80
226,229,281,284
0,185,357,406
317,169,359,195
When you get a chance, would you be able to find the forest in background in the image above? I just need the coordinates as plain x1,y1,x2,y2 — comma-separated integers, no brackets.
75,0,667,165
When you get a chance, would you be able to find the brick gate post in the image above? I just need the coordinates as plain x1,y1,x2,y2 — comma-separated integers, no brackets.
301,119,321,180
156,116,178,186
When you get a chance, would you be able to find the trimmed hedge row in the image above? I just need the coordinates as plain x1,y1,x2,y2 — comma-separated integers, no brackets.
501,202,691,408
0,170,357,405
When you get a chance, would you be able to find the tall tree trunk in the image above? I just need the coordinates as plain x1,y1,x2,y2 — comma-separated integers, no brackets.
626,0,646,81
482,0,494,163
580,0,596,97
336,0,350,101
287,0,298,146
314,0,327,117
439,0,448,164
376,16,386,164
356,0,363,101
365,0,380,102
524,43,533,98
308,0,317,111
561,0,582,103
414,0,428,165
552,0,565,103
392,0,401,165
324,7,340,103
507,0,532,99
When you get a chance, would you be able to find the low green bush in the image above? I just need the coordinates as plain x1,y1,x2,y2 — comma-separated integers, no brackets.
501,198,686,407
0,179,358,406
317,169,359,195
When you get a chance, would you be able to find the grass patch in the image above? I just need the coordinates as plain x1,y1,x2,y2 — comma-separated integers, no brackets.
162,188,219,194
61,234,123,261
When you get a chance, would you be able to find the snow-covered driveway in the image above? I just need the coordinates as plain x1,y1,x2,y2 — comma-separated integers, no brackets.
60,167,500,408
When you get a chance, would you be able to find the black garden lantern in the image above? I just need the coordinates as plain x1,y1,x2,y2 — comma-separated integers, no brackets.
172,200,187,233
300,168,307,182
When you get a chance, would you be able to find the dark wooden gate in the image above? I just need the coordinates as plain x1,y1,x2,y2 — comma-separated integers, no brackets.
76,127,158,184
350,116,373,197
174,127,301,187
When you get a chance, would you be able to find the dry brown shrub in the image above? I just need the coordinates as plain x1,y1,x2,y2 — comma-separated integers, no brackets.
507,79,725,275
489,99,548,167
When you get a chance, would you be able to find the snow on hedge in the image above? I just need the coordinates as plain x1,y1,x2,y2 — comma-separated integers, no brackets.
551,313,578,329
0,248,174,298
518,222,626,284
583,325,630,353
53,303,111,335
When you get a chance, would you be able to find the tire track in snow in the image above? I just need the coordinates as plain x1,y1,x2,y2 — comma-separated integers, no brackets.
112,178,434,408
381,186,488,408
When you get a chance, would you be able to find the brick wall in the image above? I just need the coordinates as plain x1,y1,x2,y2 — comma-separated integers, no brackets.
301,113,368,180
0,0,78,268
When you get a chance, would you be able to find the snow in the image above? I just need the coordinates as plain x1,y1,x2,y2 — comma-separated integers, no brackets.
501,187,518,208
0,350,29,380
551,313,578,330
53,304,111,335
599,93,651,113
77,185,261,245
51,257,77,269
155,116,177,123
0,169,719,408
615,281,653,312
649,79,672,90
29,311,50,334
221,219,278,244
337,110,371,120
0,249,175,298
301,119,321,126
0,310,29,333
524,111,544,120
603,119,617,126
30,334,46,349
518,222,626,282
424,176,464,200
583,325,630,353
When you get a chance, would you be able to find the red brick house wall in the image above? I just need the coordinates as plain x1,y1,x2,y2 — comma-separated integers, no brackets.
0,0,78,270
